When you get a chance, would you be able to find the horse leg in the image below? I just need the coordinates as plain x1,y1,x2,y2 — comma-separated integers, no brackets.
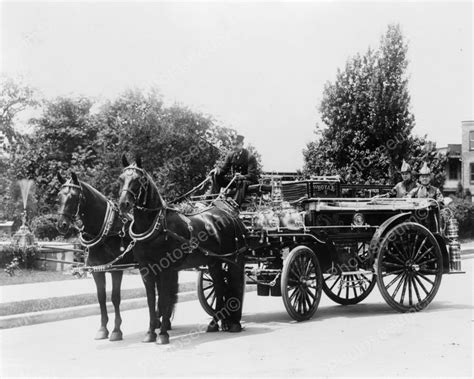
155,279,163,330
92,272,109,339
226,258,245,333
157,270,178,345
109,270,124,341
141,265,158,342
207,263,226,332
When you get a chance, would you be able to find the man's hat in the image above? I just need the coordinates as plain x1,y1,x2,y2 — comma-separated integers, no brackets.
419,162,431,175
234,134,244,144
400,160,411,173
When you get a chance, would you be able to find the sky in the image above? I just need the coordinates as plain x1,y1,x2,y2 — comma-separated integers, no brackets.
1,1,472,171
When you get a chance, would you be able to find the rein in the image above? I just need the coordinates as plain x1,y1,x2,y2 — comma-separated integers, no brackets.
122,167,248,261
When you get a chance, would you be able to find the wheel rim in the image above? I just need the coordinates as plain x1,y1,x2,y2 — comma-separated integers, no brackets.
198,270,217,315
323,271,375,303
378,224,442,311
322,242,375,304
282,248,322,320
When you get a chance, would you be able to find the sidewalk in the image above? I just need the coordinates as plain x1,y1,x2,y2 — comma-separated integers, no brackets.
0,270,197,304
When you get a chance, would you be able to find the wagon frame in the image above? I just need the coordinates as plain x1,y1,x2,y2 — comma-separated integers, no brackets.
194,173,463,321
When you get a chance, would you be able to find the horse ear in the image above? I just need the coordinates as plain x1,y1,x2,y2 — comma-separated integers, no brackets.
136,155,142,168
71,172,79,185
122,154,129,168
57,172,66,185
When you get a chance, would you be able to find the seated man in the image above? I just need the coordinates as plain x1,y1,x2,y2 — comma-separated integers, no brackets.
209,134,258,205
406,162,444,204
388,160,416,198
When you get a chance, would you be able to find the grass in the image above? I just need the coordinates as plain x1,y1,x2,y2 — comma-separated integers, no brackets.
0,282,195,317
0,269,76,286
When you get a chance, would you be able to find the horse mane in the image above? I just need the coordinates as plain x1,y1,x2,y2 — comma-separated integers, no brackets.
79,180,109,205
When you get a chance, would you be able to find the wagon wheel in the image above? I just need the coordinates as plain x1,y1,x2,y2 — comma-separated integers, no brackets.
197,269,217,316
322,243,376,305
376,222,443,312
322,271,376,305
281,246,322,321
197,265,246,317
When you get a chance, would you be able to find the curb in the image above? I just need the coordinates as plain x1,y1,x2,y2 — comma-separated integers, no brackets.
0,285,257,330
0,289,198,330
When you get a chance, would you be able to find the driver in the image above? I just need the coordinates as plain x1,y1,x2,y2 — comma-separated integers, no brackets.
406,162,444,204
209,134,258,205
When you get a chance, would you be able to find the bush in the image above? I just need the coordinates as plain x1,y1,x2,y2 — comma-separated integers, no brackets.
30,213,60,241
448,199,474,238
0,244,38,269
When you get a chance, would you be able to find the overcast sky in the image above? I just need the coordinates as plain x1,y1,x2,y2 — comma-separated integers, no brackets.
1,1,472,171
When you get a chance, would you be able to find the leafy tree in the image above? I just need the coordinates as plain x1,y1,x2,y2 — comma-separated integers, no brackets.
96,89,241,200
11,96,100,209
304,24,443,186
0,75,37,145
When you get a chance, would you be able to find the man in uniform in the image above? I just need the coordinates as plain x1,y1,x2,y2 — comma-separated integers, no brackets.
406,162,444,204
388,160,416,198
209,134,258,205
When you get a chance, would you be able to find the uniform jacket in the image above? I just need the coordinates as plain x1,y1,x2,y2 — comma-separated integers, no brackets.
407,184,444,203
389,180,416,198
219,148,258,183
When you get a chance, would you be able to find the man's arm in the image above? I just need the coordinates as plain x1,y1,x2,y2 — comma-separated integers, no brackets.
244,154,258,182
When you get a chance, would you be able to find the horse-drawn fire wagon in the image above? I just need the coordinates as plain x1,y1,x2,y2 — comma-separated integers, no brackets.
195,174,463,321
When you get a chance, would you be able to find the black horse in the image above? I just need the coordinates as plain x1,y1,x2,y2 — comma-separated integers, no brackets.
56,172,136,341
118,156,247,344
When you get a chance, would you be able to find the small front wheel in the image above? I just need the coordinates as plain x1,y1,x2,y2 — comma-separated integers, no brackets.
281,246,322,321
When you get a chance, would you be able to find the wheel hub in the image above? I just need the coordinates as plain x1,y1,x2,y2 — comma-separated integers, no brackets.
405,259,420,272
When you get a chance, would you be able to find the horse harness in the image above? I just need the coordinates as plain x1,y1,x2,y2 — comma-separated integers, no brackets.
60,180,136,273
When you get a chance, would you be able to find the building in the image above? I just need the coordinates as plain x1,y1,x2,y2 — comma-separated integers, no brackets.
437,144,462,195
461,120,474,198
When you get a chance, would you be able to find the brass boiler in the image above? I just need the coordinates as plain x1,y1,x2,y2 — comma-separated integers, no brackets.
446,218,462,272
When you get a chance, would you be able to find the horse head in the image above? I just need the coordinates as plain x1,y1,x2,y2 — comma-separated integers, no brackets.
118,154,162,215
56,171,83,234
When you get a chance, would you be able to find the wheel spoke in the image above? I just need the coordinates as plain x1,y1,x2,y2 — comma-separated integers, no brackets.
418,273,435,285
400,274,409,305
352,275,358,298
414,246,434,264
391,273,406,299
413,274,430,295
289,287,298,303
202,284,214,291
205,288,215,301
408,275,413,307
412,275,422,303
393,241,410,261
385,271,404,289
383,262,404,269
421,257,439,265
383,269,404,277
329,275,342,291
386,247,407,265
413,237,428,261
410,233,420,259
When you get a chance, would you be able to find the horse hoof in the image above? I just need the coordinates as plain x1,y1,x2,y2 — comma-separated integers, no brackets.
94,329,109,340
109,331,123,341
142,332,157,343
220,321,230,332
157,334,169,345
228,323,242,333
206,322,219,333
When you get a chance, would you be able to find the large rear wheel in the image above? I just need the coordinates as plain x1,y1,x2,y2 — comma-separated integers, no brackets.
376,222,443,312
281,246,322,321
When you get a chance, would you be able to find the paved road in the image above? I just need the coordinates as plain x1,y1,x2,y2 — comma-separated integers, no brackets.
1,260,472,377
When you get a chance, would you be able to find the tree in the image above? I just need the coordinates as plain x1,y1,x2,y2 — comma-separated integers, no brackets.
304,24,443,186
96,89,243,200
0,76,37,145
10,96,100,209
